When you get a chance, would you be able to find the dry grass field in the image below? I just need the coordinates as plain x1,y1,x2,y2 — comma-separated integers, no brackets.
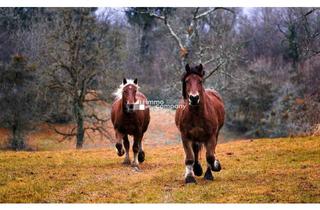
0,136,319,203
0,109,319,203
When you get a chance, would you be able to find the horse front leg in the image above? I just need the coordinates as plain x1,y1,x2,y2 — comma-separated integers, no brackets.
123,135,131,165
182,138,196,184
132,135,143,168
115,130,125,157
204,136,221,181
192,142,203,176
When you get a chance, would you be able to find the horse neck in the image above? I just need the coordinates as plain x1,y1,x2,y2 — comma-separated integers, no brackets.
120,98,127,114
120,98,136,117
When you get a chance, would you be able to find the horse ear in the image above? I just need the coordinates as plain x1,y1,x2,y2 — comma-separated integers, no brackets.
123,78,127,85
185,64,191,73
198,64,205,76
133,78,138,85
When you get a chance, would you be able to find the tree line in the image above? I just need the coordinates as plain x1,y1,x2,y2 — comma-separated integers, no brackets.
0,7,319,150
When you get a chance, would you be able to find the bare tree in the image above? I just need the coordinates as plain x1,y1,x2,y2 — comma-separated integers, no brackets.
43,8,111,149
139,7,236,78
277,8,320,66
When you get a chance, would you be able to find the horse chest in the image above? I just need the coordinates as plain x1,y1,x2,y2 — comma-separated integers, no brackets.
117,117,140,135
182,116,213,141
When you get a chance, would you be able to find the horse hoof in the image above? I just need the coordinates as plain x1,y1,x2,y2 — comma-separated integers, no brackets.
122,158,131,165
193,162,203,176
212,159,221,172
204,168,214,181
131,161,139,168
132,166,141,172
185,175,197,184
117,150,125,157
138,151,145,163
116,144,125,156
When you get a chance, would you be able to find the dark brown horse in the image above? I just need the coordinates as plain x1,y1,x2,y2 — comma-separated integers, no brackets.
111,78,150,168
175,64,225,184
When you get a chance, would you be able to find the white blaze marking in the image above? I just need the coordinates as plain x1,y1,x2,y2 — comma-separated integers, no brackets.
112,79,140,99
190,92,199,97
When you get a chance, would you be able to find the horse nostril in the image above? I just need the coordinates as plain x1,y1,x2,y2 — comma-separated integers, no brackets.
189,95,200,104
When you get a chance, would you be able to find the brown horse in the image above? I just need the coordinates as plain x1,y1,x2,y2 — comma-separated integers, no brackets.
175,64,225,184
111,78,150,168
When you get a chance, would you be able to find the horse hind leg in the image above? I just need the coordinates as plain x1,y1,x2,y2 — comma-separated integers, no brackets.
207,130,222,173
115,130,125,157
182,139,197,184
192,142,203,176
204,139,218,181
138,139,145,163
212,128,222,172
122,135,131,165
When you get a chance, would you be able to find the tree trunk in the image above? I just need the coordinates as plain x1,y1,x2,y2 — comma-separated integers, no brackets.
74,102,85,149
10,122,25,150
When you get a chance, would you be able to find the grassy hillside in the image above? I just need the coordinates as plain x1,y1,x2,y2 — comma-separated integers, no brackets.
0,136,319,203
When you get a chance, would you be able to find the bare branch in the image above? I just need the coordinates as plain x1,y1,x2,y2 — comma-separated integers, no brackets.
277,24,287,36
203,55,222,66
84,98,106,103
220,71,247,84
85,113,110,123
195,7,234,19
84,125,115,142
145,12,185,50
195,8,217,19
47,123,77,142
204,62,225,80
303,8,316,18
193,8,200,19
165,21,185,50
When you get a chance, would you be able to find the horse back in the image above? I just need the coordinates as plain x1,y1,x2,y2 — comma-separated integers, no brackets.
205,89,225,128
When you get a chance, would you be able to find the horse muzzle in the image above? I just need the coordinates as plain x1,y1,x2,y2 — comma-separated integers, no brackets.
125,104,135,113
189,95,200,106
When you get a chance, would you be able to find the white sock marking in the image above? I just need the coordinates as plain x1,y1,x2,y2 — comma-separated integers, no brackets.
185,164,194,178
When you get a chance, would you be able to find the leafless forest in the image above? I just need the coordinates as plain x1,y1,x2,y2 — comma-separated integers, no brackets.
0,8,319,150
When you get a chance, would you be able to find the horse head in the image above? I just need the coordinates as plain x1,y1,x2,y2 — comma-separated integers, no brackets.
182,64,205,106
122,78,139,112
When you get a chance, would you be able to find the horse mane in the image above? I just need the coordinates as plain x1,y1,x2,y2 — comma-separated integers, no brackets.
113,79,140,100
